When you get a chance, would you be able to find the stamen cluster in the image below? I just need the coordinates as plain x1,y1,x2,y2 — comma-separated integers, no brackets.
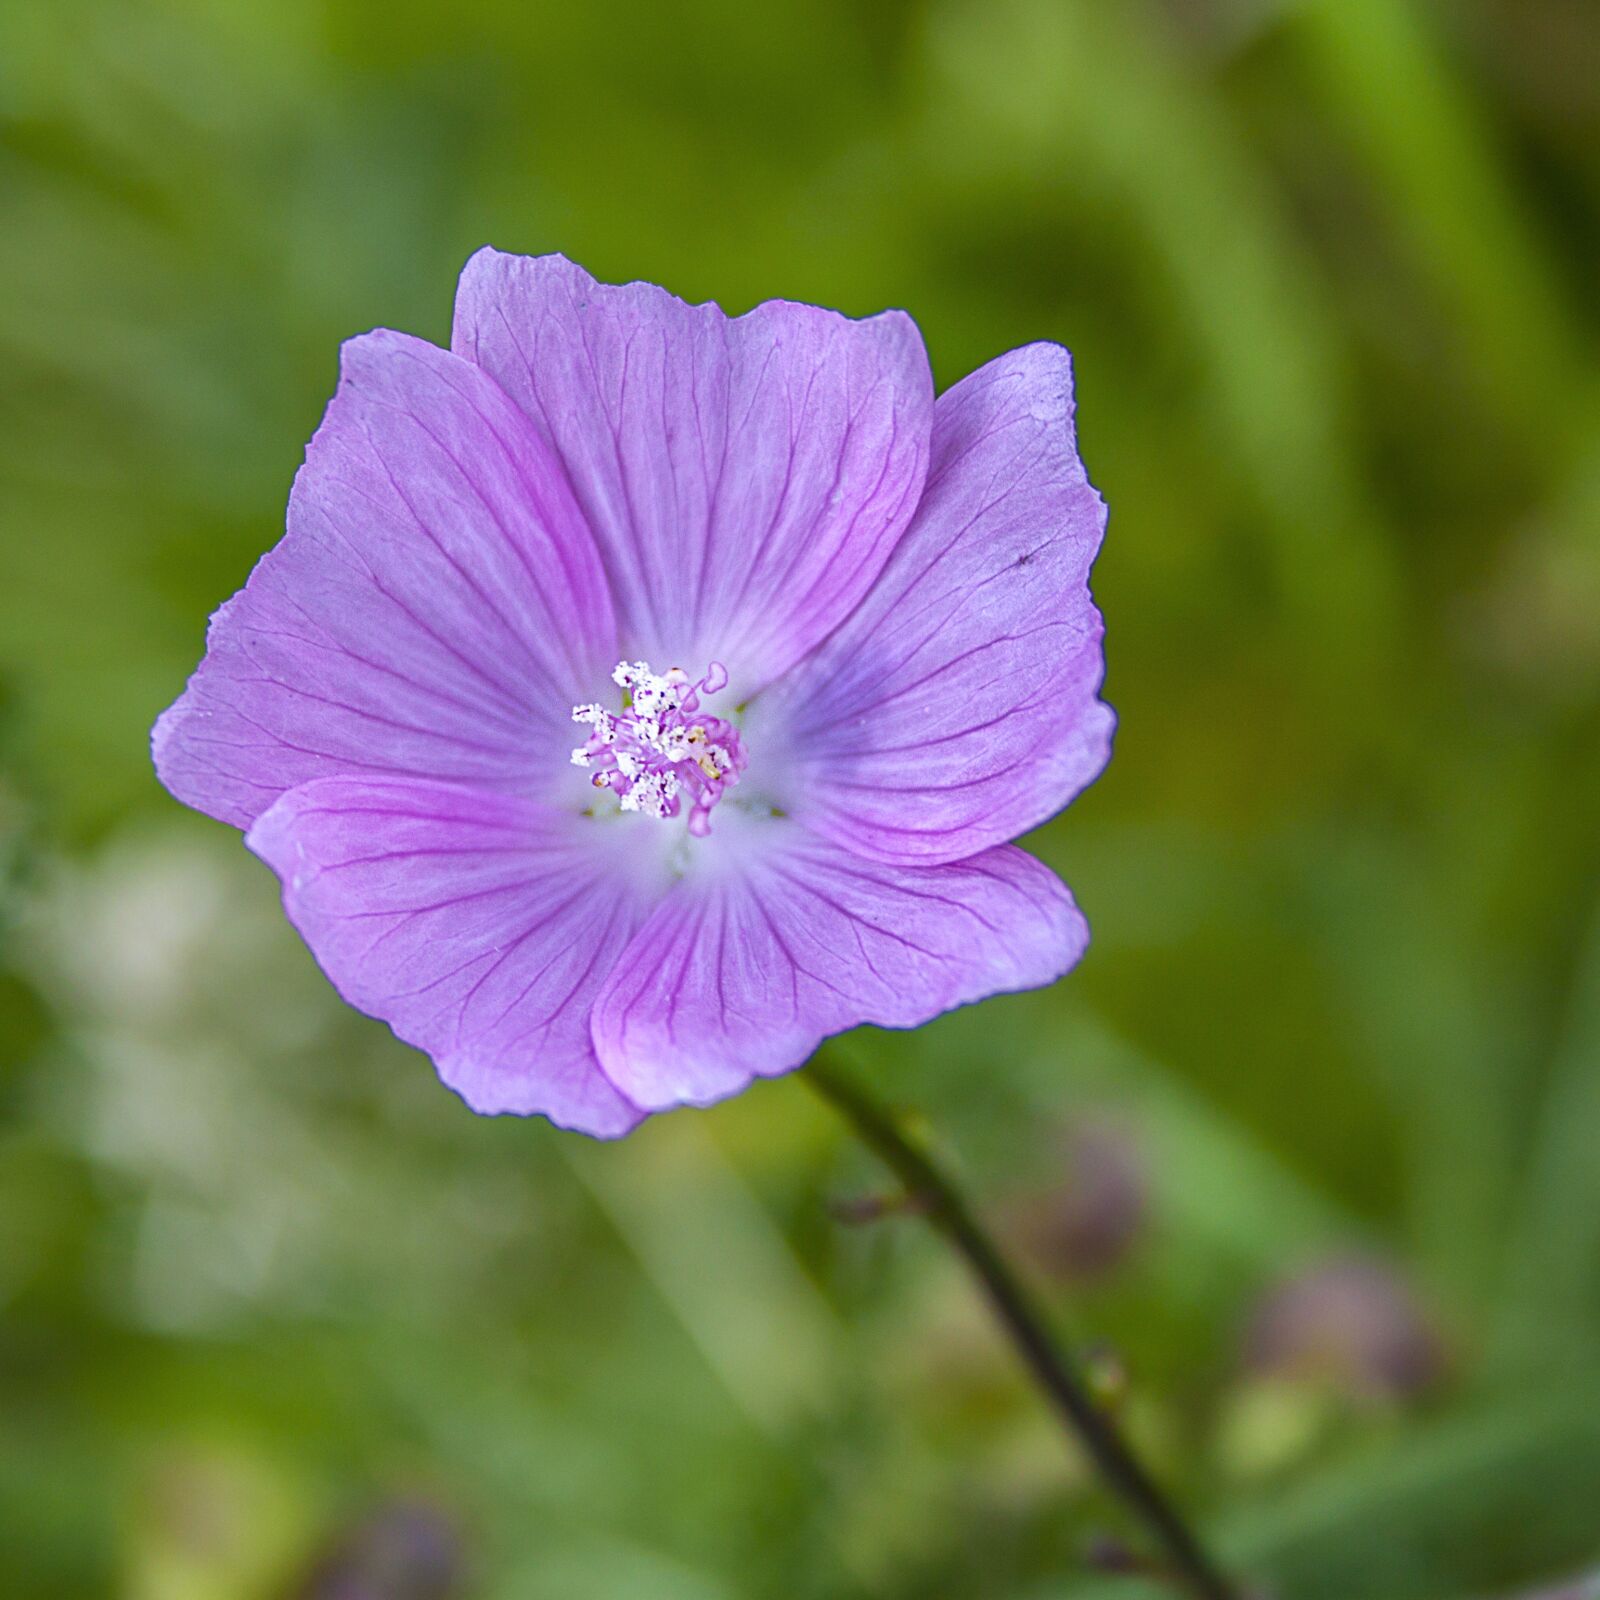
572,660,747,836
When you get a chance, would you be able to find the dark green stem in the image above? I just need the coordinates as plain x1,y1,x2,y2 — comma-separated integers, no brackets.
804,1055,1236,1600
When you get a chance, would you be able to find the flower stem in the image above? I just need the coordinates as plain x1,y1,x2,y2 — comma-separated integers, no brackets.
803,1054,1236,1600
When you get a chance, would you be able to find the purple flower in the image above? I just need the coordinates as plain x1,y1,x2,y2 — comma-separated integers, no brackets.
153,250,1112,1137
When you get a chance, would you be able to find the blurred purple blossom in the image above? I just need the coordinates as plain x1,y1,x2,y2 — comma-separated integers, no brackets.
289,1498,464,1600
154,251,1110,1134
1242,1254,1444,1403
1013,1118,1149,1281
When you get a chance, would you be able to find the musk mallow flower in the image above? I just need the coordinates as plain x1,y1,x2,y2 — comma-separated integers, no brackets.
152,249,1113,1137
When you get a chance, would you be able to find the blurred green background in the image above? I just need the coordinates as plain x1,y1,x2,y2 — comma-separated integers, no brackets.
2,1,1598,1597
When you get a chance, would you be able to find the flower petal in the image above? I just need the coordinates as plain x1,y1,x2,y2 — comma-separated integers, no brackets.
451,249,933,693
590,821,1087,1113
756,343,1113,864
246,776,672,1136
154,330,617,829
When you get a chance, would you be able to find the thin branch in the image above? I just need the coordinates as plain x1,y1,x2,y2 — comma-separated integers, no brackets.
804,1054,1237,1600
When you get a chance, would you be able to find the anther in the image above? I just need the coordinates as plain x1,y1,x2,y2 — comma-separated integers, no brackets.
571,660,746,833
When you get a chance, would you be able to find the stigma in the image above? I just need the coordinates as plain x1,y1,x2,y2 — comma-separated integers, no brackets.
572,660,747,836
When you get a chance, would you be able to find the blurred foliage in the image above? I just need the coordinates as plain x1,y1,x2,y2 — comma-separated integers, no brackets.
1,1,1598,1597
